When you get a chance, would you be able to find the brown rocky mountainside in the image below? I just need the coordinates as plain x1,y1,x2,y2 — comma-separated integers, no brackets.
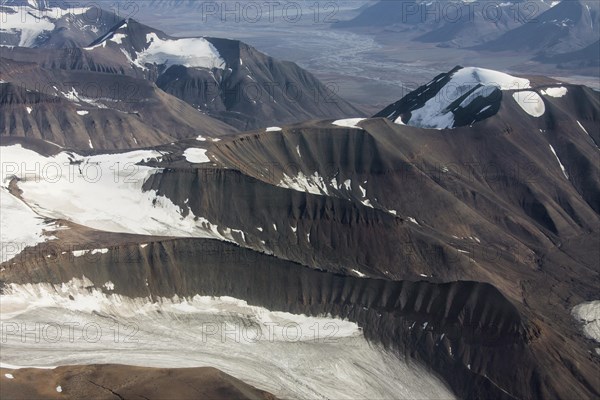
2,67,598,399
0,13,598,396
0,365,277,400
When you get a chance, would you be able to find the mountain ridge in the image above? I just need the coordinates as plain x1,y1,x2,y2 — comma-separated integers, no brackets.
1,5,363,134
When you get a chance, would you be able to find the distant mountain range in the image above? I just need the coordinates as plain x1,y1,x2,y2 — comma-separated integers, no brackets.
337,0,599,67
478,0,599,55
0,2,362,146
0,1,121,48
535,39,600,69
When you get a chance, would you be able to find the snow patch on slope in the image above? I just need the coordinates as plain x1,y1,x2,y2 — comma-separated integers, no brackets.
512,91,545,117
548,144,569,179
351,269,366,277
183,148,211,163
0,279,455,400
407,217,419,225
0,145,244,243
452,67,531,91
577,121,590,136
576,120,597,147
409,103,455,130
109,33,127,45
540,87,568,98
572,301,600,354
137,33,225,70
278,172,330,195
1,5,94,47
332,118,366,129
60,87,107,108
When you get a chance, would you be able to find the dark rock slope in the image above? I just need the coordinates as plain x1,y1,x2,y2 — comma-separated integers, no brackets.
1,67,598,399
89,18,363,130
0,57,237,149
141,73,599,399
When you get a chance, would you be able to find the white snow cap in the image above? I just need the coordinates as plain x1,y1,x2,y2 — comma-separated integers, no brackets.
332,118,366,129
136,33,225,70
0,5,94,47
398,67,531,130
450,67,531,91
0,6,55,47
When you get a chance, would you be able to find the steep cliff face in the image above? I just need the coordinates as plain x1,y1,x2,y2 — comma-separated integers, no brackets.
148,113,599,284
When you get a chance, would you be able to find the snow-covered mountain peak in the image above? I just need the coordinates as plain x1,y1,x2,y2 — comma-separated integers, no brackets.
85,18,226,71
375,66,536,129
0,4,118,48
449,67,531,91
1,4,57,47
